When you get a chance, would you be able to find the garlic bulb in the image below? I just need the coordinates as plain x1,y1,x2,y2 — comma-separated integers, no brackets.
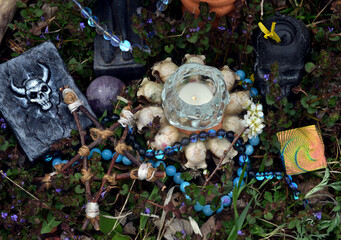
207,138,238,165
183,54,206,65
224,91,251,115
184,141,207,169
135,106,166,132
220,65,240,91
151,57,178,83
137,77,164,104
150,125,179,150
222,115,248,142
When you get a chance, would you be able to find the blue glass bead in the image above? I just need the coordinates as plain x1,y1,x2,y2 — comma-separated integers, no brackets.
147,160,155,167
101,149,113,161
172,142,182,152
156,1,168,11
284,175,292,184
44,154,53,162
185,194,191,200
181,137,190,146
122,156,132,166
96,23,107,35
110,35,121,47
237,167,247,178
180,181,190,193
203,205,214,216
198,131,208,141
88,16,98,27
233,177,245,187
221,195,232,207
160,0,172,4
103,30,113,40
189,133,198,143
245,144,254,156
228,191,233,198
217,129,226,139
88,148,101,159
173,172,184,184
239,155,249,164
226,131,235,142
275,172,282,180
52,158,62,167
114,153,123,163
249,135,260,146
166,165,177,176
164,146,174,156
145,149,155,158
194,202,204,212
155,150,165,160
154,161,166,169
255,172,265,181
61,160,68,164
216,205,224,213
265,171,274,180
207,129,217,138
119,40,131,52
293,191,300,200
81,7,92,19
142,45,151,53
235,70,245,80
250,87,258,97
242,78,253,89
289,182,298,190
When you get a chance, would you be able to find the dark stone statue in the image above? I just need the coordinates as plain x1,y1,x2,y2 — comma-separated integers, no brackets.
93,0,145,81
0,41,94,161
253,14,310,99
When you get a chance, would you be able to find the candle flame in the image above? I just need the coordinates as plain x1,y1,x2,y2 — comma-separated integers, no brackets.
192,96,197,101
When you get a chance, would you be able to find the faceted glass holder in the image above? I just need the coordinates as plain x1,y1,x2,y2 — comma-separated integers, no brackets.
162,63,230,131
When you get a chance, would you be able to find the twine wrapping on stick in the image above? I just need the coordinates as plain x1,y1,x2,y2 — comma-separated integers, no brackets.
81,169,94,184
130,163,157,182
103,173,117,186
90,128,114,141
78,145,90,157
115,142,132,155
118,108,135,127
62,87,84,112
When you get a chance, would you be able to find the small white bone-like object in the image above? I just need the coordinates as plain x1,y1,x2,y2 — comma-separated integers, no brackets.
184,141,207,170
183,54,206,65
135,106,166,132
150,125,179,150
207,138,238,165
151,57,178,83
137,77,164,104
224,90,251,115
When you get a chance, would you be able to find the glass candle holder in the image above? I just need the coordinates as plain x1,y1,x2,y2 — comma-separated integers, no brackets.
161,63,230,131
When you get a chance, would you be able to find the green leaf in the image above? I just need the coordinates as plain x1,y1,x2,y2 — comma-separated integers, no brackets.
264,191,273,203
164,45,174,53
329,181,341,191
120,184,129,195
288,219,296,229
16,2,27,8
266,94,275,105
187,34,199,43
245,45,254,54
41,213,61,234
305,62,316,73
228,199,254,240
305,168,329,199
329,35,340,42
264,212,274,220
75,185,85,194
100,211,123,237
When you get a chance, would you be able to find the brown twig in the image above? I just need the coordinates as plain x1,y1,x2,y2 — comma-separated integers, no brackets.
79,105,104,130
203,128,247,187
72,111,86,146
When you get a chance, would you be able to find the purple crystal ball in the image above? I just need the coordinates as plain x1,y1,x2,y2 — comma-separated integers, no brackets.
86,75,125,116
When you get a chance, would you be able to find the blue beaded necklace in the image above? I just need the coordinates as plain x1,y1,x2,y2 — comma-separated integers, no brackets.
71,0,172,53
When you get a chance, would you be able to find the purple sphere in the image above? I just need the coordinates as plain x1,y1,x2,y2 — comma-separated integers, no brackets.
86,75,125,116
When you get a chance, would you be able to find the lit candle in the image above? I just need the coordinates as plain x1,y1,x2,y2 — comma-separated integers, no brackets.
178,82,213,105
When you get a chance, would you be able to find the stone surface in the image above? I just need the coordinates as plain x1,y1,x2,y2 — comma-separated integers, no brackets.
0,41,94,161
86,75,125,116
253,14,310,99
93,0,145,81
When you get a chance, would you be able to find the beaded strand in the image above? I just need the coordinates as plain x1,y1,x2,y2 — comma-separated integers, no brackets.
71,0,172,53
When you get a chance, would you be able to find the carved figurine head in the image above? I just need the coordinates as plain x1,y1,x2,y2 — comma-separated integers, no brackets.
253,14,310,99
10,62,52,110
